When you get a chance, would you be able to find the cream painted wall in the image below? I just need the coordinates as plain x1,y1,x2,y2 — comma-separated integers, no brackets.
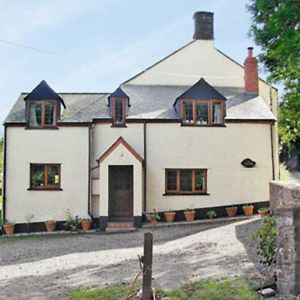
145,123,273,212
99,143,143,217
5,126,89,223
92,123,144,164
127,39,275,108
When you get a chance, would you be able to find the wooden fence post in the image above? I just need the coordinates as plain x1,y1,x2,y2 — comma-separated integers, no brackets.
142,232,153,300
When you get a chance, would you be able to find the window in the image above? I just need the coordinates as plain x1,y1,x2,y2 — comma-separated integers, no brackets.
112,98,126,125
181,99,224,125
165,169,207,194
28,100,57,128
30,164,61,190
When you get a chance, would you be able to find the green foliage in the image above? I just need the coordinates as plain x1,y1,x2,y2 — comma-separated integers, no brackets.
69,278,258,300
248,0,300,147
279,163,291,181
207,210,217,218
252,215,277,266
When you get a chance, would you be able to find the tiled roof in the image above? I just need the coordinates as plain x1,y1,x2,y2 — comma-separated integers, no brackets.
4,84,276,123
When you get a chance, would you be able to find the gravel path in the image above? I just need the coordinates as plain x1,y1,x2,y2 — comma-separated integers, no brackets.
0,218,261,300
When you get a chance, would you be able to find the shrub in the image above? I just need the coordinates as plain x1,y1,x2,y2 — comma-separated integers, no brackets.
251,215,277,266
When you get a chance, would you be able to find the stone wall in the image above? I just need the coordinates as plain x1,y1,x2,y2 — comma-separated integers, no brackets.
269,181,300,211
270,181,300,299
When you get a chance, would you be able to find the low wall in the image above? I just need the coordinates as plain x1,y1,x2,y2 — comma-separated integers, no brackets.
270,181,300,299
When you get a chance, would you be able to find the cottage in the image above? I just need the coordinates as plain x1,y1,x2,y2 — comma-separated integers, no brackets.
2,12,278,232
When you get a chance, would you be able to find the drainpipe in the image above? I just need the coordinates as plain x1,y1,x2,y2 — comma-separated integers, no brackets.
2,125,7,221
269,87,276,180
143,122,147,212
88,123,92,215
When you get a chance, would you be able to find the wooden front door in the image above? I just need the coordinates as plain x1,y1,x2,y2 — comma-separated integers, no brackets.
109,166,133,220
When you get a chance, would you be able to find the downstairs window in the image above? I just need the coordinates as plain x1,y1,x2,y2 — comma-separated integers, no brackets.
165,169,207,194
30,164,61,190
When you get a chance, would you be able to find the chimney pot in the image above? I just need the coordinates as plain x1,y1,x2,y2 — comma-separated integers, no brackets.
244,47,259,94
193,11,214,40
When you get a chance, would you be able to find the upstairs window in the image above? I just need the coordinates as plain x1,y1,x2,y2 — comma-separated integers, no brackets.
112,98,126,126
165,169,207,194
181,99,224,126
29,100,57,128
30,163,61,190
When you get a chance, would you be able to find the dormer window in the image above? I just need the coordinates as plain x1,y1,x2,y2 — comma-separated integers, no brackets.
181,99,224,125
24,80,65,129
175,78,226,126
108,87,129,127
112,98,126,125
29,100,57,128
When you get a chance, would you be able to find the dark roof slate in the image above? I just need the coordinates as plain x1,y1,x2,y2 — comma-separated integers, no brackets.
176,78,226,102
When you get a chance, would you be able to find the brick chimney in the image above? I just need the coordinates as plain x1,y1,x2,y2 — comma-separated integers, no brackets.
193,11,214,40
244,47,258,94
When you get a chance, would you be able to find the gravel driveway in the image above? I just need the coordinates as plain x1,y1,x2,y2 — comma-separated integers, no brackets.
0,218,261,300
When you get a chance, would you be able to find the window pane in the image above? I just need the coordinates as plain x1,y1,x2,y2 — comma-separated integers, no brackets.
29,102,42,127
166,170,177,191
31,165,45,187
114,99,124,124
196,102,208,125
180,170,192,191
195,170,205,191
47,165,60,186
45,102,55,125
212,102,222,124
182,102,193,123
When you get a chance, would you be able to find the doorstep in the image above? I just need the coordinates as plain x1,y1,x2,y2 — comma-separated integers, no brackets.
143,214,260,228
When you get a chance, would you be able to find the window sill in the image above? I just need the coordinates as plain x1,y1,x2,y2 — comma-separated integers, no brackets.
111,124,127,128
27,188,63,191
25,126,59,130
180,123,226,127
163,192,210,196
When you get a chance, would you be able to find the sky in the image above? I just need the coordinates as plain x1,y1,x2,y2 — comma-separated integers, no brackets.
0,0,266,135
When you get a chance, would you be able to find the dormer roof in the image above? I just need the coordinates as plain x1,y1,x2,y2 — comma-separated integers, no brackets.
175,78,226,104
24,80,66,108
108,87,129,106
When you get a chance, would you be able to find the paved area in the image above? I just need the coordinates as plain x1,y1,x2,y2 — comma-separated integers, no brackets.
0,218,262,300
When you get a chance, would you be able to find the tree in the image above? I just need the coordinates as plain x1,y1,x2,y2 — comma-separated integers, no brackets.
248,0,300,154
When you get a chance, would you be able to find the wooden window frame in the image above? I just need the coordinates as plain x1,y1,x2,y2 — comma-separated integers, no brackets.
180,99,225,126
28,100,58,128
165,168,207,195
29,163,61,190
112,97,126,126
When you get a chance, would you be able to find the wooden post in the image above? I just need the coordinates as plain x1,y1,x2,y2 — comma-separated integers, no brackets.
142,232,153,300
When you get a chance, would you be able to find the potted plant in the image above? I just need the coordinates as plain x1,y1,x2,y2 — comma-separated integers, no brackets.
146,209,160,225
3,221,15,235
164,210,176,223
226,206,237,218
242,204,254,216
184,208,196,222
258,207,270,217
81,215,92,232
207,210,217,219
44,220,57,232
65,209,80,231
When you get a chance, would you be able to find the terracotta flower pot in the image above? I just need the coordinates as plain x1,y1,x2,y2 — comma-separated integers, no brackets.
258,209,269,217
150,219,157,225
184,211,196,222
44,221,56,232
226,207,237,218
81,219,92,232
242,205,254,216
3,223,15,235
164,212,176,223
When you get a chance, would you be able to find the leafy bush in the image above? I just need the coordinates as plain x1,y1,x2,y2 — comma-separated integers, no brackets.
252,215,277,266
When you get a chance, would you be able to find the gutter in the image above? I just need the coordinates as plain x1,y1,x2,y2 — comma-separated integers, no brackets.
143,122,147,211
2,125,7,221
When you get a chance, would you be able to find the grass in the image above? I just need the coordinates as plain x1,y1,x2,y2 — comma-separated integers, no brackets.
69,278,258,300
